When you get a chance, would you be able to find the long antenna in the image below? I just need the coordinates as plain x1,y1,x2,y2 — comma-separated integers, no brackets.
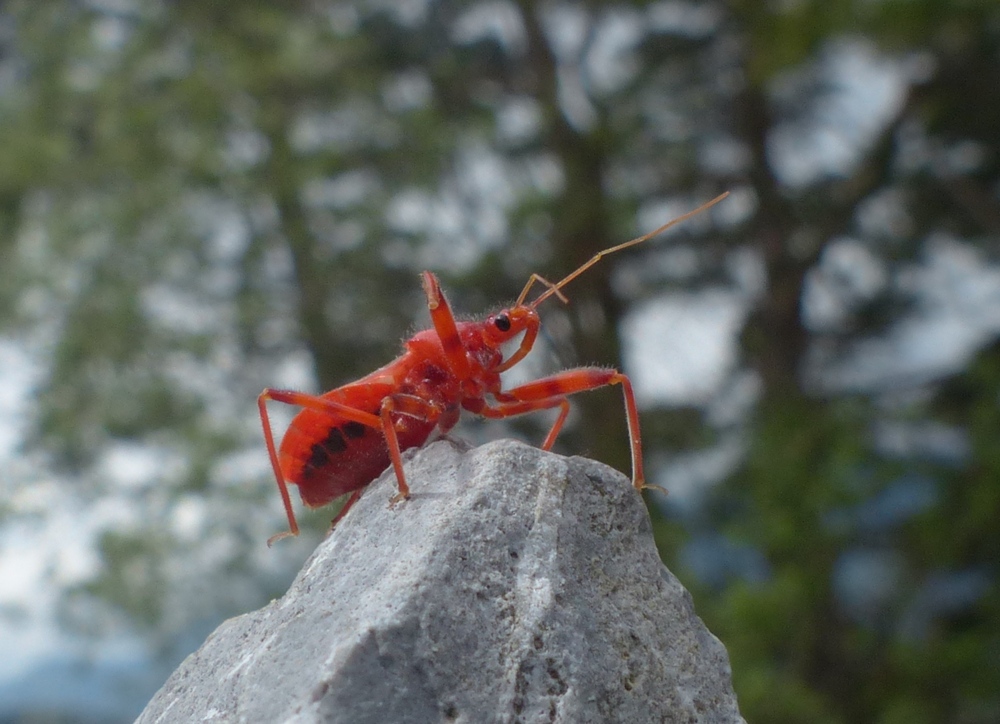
521,191,730,308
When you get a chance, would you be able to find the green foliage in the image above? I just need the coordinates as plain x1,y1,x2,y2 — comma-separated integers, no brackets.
679,366,1000,721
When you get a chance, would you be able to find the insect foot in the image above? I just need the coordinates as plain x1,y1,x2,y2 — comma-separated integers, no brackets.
387,490,410,507
137,439,744,724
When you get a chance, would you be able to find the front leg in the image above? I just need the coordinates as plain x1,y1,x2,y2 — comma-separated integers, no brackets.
486,367,648,491
482,394,570,451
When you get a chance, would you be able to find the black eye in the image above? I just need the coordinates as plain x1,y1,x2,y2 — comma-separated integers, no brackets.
494,314,511,332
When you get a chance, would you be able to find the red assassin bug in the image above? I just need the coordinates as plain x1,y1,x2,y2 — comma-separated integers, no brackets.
259,192,728,545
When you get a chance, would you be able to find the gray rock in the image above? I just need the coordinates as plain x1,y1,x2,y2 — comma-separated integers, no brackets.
137,438,744,724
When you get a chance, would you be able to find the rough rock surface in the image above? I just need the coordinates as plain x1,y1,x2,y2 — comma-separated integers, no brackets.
137,438,744,724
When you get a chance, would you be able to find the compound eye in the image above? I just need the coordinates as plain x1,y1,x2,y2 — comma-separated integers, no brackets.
494,313,511,332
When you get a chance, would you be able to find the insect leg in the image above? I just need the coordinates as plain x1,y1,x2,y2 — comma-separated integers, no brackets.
378,392,447,505
493,316,541,373
480,394,571,451
421,272,472,380
422,271,544,377
258,388,384,545
491,368,649,491
328,488,363,532
541,399,572,450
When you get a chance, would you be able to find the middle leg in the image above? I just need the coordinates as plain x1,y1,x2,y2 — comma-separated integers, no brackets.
378,392,448,505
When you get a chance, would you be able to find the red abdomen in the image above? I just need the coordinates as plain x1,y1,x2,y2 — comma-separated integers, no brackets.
277,388,435,508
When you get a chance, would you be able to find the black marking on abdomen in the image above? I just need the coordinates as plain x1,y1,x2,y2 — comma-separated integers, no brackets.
343,421,366,439
306,426,347,470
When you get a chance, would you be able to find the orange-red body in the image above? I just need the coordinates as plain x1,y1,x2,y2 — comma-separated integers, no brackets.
259,193,728,544
274,324,498,508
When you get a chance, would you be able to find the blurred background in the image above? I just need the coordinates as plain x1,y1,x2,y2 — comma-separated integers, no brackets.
0,1,998,722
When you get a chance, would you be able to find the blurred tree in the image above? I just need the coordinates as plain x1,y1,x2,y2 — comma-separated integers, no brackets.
680,2,1000,722
0,0,998,722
